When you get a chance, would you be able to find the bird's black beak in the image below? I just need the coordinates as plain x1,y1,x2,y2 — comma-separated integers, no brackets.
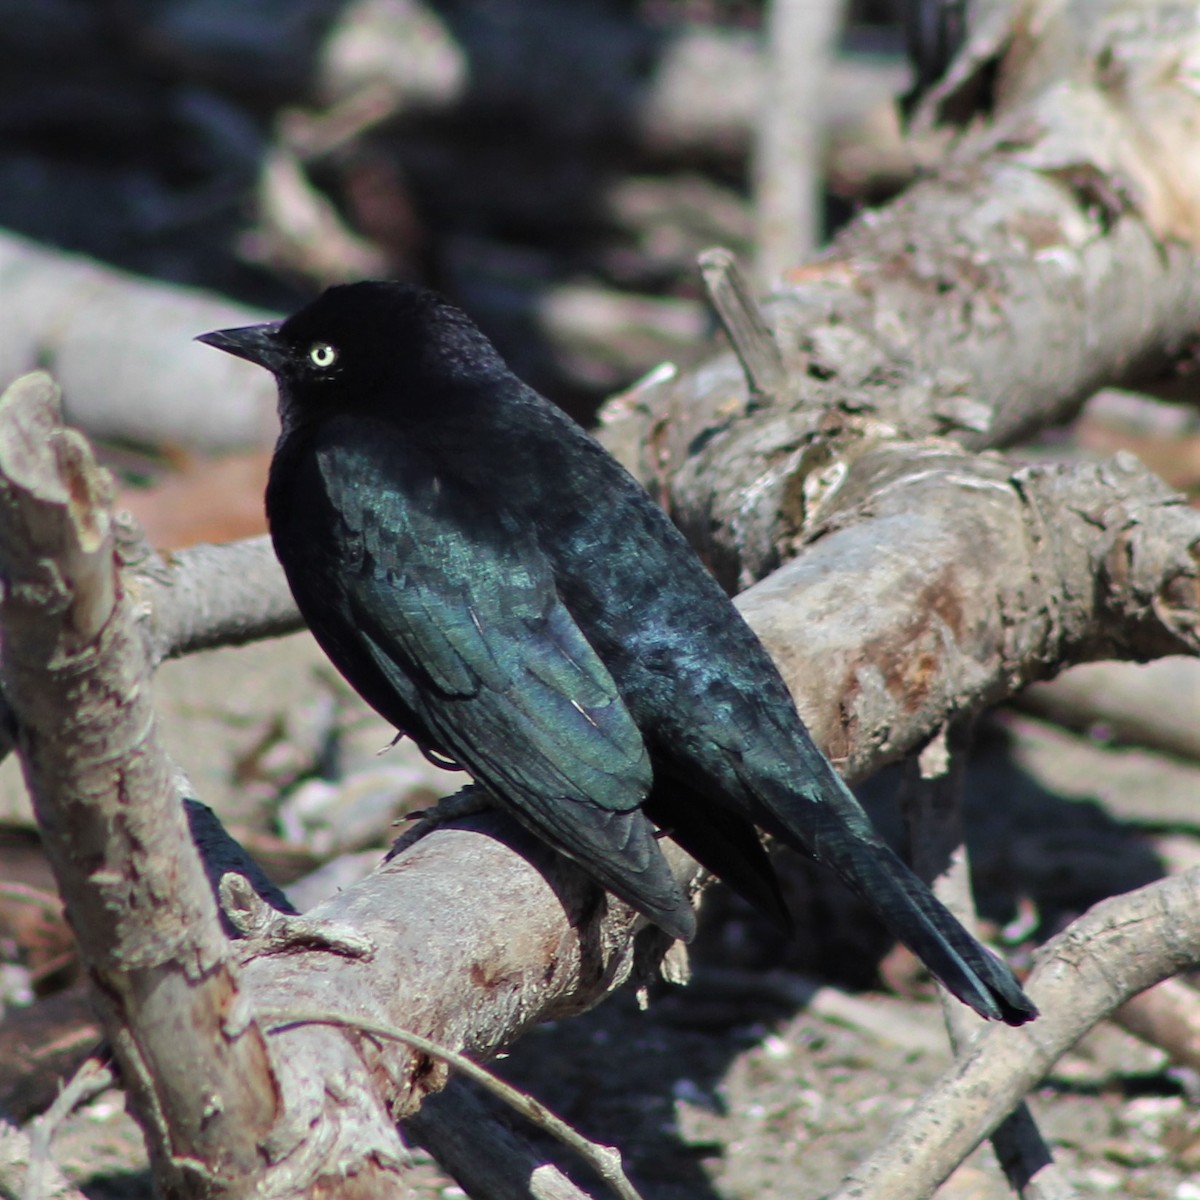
195,322,287,373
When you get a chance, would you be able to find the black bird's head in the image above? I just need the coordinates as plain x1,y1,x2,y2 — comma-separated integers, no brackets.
196,281,509,426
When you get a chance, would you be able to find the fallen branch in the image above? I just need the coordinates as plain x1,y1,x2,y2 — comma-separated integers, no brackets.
752,0,849,280
0,1122,87,1200
0,233,277,451
1112,977,1200,1073
833,866,1200,1200
736,445,1200,777
601,0,1200,588
1018,658,1200,763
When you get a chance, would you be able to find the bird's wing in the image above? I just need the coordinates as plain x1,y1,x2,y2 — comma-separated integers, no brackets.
313,435,693,938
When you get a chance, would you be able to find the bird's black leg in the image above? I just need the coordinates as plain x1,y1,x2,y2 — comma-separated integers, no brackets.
388,784,494,856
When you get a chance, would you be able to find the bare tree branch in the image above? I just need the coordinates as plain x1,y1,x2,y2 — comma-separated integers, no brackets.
601,0,1200,587
737,445,1199,777
832,866,1200,1200
753,0,849,280
0,1120,89,1200
0,372,272,1186
125,531,300,666
1018,657,1200,763
0,374,407,1199
260,1011,645,1200
0,234,277,451
1112,976,1200,1073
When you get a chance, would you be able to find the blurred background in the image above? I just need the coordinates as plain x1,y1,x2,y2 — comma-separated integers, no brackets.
0,0,925,413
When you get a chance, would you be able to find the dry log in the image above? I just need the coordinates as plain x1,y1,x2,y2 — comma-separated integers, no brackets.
601,0,1200,588
1018,657,1200,763
737,445,1199,776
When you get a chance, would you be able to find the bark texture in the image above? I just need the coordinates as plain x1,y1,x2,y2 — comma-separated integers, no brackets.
601,0,1200,589
0,376,405,1199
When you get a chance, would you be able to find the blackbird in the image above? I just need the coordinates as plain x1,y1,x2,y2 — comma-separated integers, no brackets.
198,282,1034,1024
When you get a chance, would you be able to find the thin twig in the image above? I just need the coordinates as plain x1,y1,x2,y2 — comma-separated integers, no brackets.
0,1124,87,1200
697,246,785,404
0,883,63,914
261,1009,645,1200
23,1056,115,1200
409,1079,598,1200
903,725,1078,1200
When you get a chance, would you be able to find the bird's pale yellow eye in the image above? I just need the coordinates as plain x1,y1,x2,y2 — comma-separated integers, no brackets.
309,342,338,369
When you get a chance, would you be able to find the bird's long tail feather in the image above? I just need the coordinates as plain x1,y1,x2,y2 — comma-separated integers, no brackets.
834,835,1034,1024
760,775,1036,1025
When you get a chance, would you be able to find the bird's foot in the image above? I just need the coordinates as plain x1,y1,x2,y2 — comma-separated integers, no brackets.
219,872,376,963
389,784,492,856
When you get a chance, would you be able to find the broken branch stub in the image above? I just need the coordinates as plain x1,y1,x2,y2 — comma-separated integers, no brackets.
0,373,283,1196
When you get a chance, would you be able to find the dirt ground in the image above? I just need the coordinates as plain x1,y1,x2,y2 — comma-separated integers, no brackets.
14,635,1200,1200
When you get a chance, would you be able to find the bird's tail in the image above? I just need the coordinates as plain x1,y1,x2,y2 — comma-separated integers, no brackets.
760,771,1036,1026
833,833,1034,1024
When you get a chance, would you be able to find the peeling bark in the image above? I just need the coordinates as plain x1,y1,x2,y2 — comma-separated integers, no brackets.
600,1,1200,588
0,375,404,1199
738,444,1199,774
